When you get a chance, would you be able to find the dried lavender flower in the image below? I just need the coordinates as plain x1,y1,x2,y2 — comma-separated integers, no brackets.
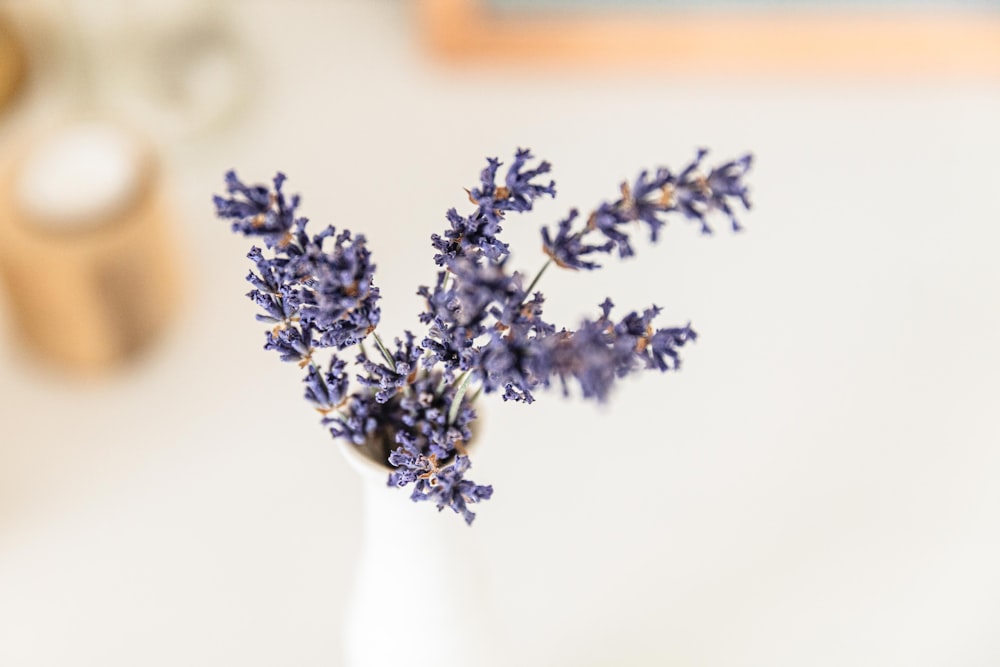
214,147,752,523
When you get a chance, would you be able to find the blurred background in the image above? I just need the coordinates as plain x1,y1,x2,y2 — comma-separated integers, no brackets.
1,1,998,665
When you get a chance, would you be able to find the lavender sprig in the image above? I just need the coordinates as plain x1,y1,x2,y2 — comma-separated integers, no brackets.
213,147,752,524
431,148,555,266
541,149,754,267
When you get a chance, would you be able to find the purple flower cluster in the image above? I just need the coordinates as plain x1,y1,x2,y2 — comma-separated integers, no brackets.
215,171,381,367
542,149,753,267
214,148,752,523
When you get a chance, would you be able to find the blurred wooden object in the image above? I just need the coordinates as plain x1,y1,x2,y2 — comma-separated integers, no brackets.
0,121,179,374
417,0,1000,76
0,13,27,110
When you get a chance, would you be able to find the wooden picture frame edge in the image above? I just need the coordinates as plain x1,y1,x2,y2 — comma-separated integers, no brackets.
416,0,1000,76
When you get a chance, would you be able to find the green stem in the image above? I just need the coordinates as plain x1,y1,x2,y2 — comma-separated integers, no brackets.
522,258,553,301
447,370,474,426
371,332,395,371
436,373,450,395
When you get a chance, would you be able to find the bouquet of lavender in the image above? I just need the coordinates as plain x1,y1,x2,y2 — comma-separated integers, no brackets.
213,148,752,524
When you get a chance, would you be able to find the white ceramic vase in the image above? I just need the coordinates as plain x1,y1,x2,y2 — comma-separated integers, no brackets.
338,440,507,667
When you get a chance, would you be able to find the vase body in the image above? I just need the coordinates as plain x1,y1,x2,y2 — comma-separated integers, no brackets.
339,440,507,667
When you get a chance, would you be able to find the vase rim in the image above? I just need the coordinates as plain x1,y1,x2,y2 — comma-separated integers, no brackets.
336,420,483,484
337,438,391,482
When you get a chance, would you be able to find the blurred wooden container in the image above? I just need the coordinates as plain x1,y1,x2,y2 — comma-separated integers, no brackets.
0,12,27,110
0,121,179,373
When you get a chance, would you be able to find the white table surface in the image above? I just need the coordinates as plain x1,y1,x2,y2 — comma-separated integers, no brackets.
1,2,999,665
